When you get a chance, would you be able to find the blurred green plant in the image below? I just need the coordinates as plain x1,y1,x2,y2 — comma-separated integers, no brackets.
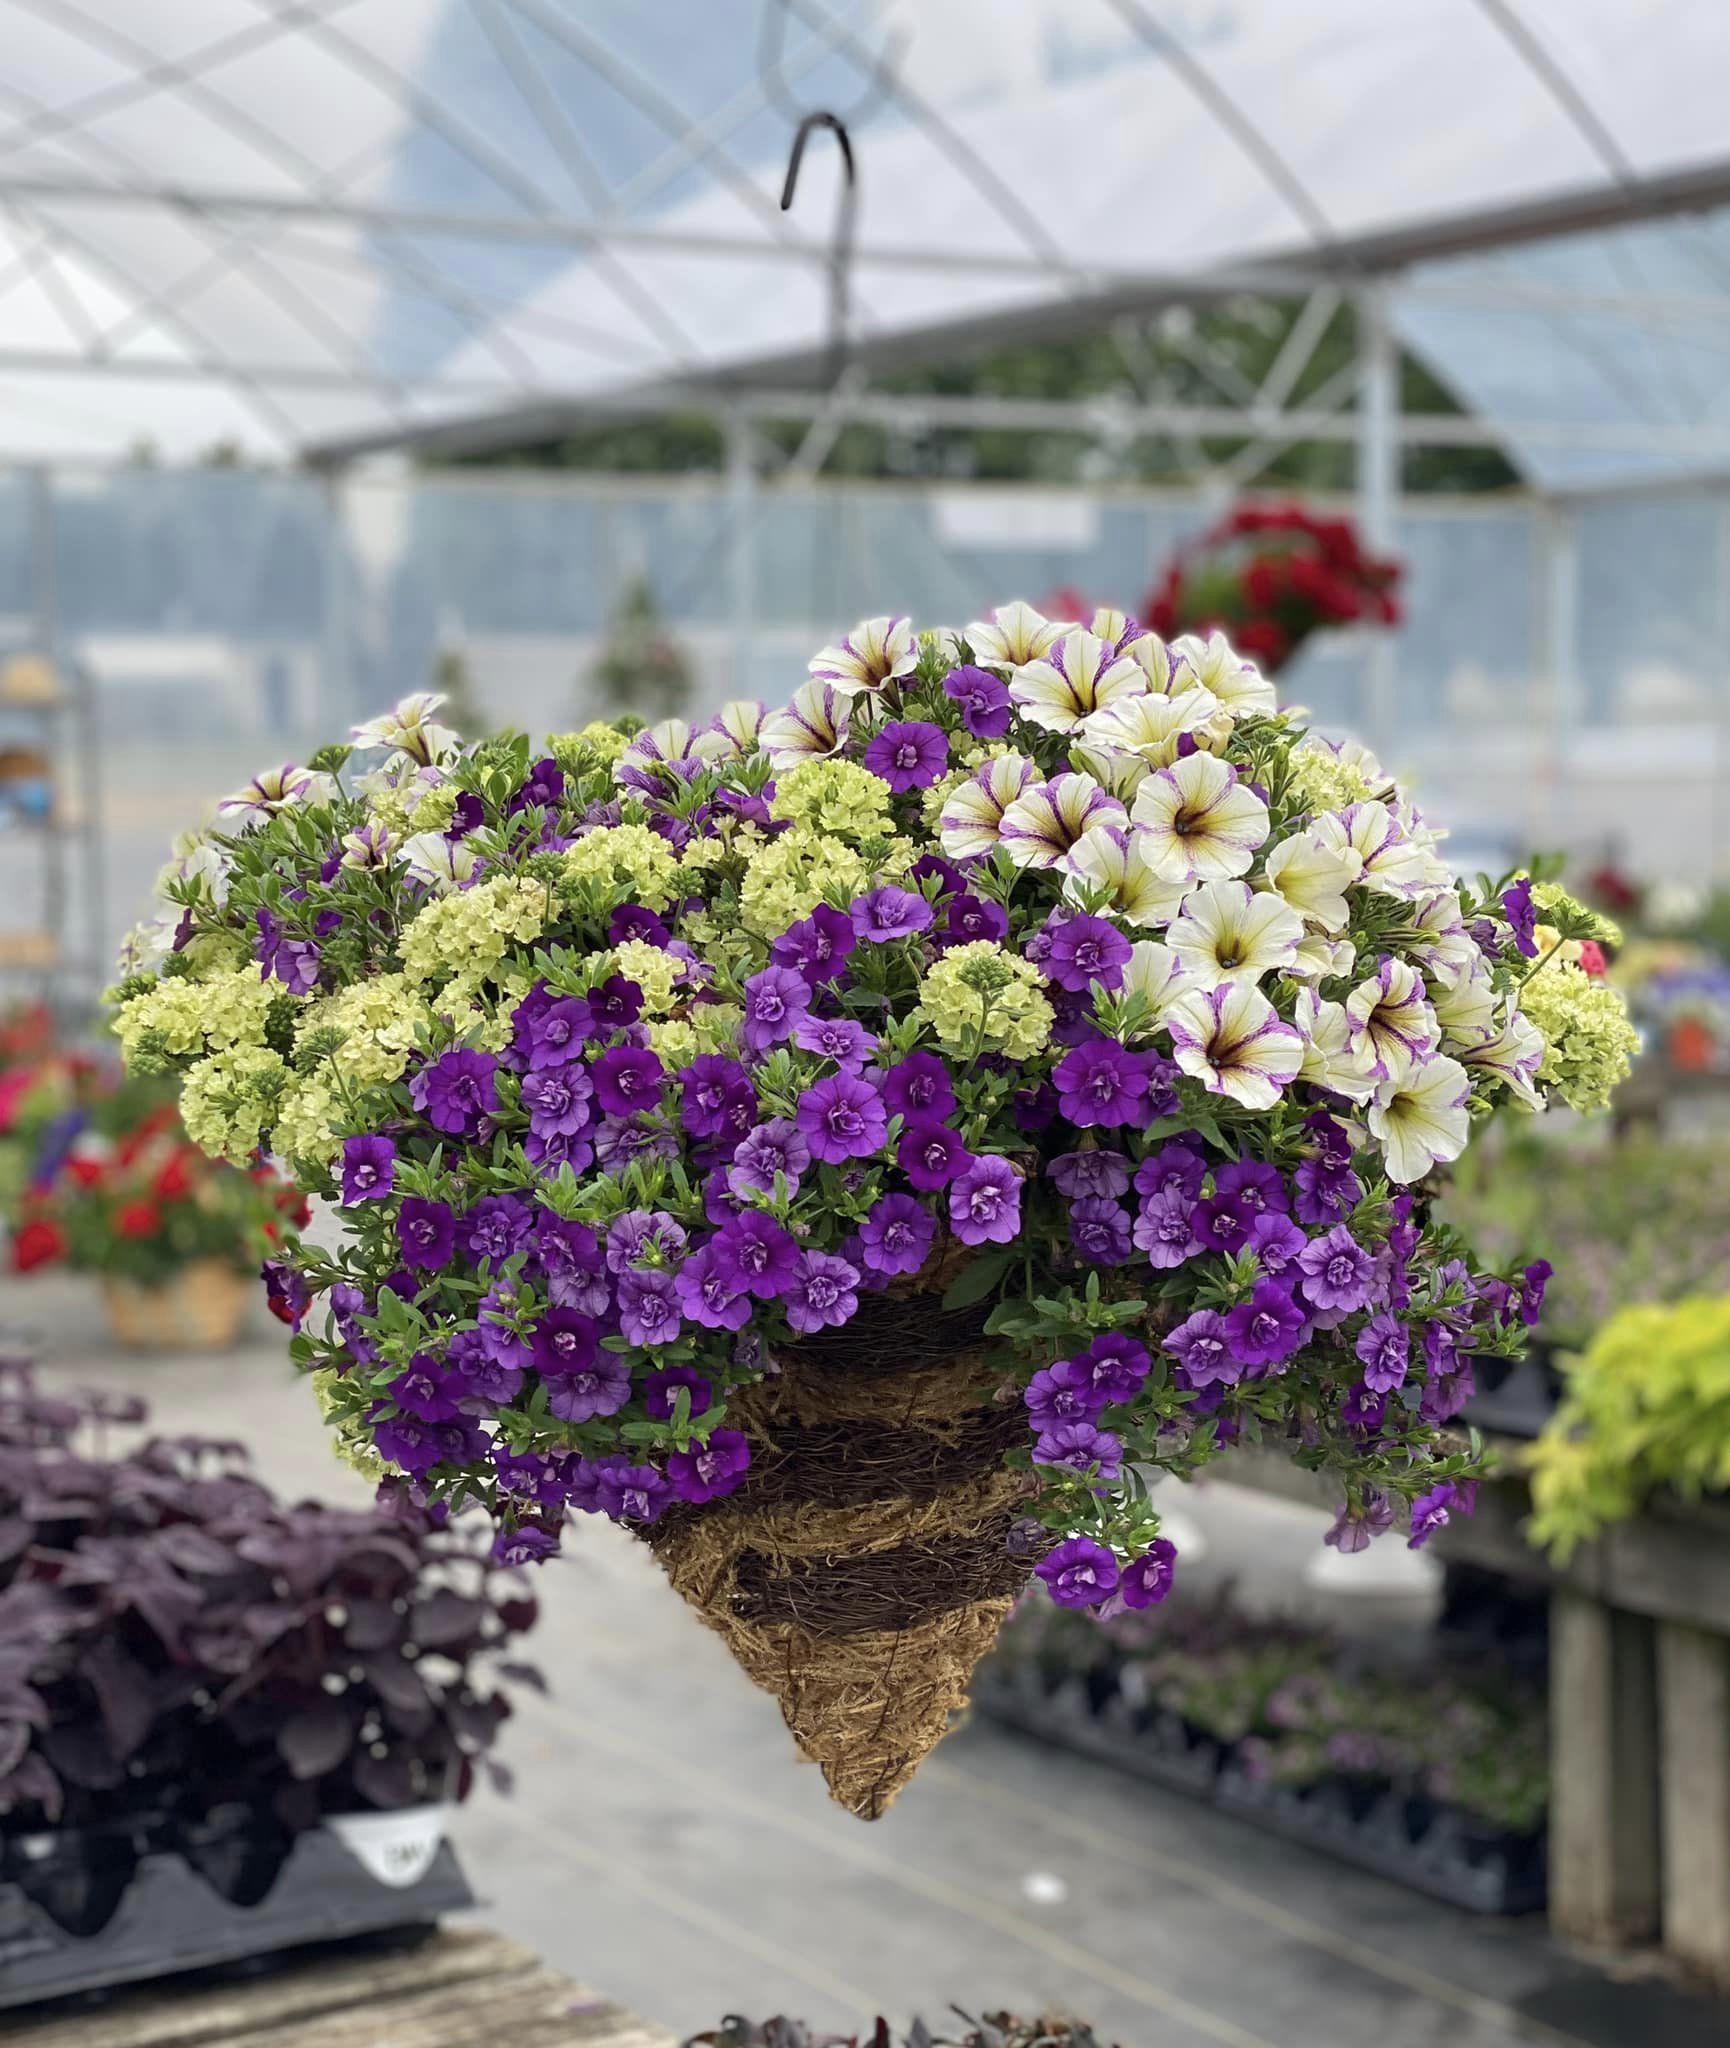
1529,1298,1730,1558
587,575,693,725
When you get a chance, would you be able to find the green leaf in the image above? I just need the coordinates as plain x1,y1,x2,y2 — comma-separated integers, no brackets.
942,1250,1014,1310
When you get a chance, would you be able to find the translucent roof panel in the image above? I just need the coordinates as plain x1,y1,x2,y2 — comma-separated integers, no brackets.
0,0,1723,474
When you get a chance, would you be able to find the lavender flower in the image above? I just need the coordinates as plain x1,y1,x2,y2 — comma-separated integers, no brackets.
881,1051,955,1122
741,965,812,1053
341,1134,396,1204
850,886,935,943
666,1429,751,1505
785,1249,861,1333
949,1156,1022,1245
858,1193,935,1277
943,664,1013,739
410,1048,499,1136
864,719,948,791
795,1073,888,1164
1036,1536,1120,1609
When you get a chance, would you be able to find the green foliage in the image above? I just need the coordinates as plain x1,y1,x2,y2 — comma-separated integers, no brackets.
1529,1298,1730,1557
586,575,693,726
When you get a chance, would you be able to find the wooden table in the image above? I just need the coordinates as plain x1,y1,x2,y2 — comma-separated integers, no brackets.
1223,1442,1730,1986
5,1928,679,2048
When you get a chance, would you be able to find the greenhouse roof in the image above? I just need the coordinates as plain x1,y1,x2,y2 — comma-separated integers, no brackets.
0,0,1726,490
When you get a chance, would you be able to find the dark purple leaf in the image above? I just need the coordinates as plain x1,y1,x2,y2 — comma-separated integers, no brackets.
276,1700,355,1780
342,1598,403,1651
361,1652,426,1714
352,1748,417,1809
496,1660,547,1695
408,1589,482,1648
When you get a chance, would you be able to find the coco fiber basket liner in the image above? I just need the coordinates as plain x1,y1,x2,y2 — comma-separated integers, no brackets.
647,1287,1038,1819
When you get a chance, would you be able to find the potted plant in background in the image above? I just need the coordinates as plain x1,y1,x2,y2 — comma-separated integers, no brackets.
109,602,1631,1816
0,1362,538,2005
1144,503,1403,675
586,573,694,724
8,1076,304,1351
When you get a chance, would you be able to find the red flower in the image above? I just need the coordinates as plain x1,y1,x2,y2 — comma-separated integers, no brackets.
1576,941,1608,979
11,1217,67,1271
153,1151,198,1201
64,1156,107,1189
115,1200,162,1240
1234,619,1291,668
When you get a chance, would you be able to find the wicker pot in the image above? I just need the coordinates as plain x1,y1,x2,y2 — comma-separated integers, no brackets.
648,1280,1037,1820
100,1259,251,1353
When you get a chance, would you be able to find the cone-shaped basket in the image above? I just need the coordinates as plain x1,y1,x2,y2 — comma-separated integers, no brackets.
648,1284,1035,1819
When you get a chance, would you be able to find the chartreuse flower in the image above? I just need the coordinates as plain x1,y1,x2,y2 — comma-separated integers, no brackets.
1518,961,1641,1113
298,972,432,1086
916,940,1053,1059
1529,1298,1730,1558
400,875,548,994
768,757,893,840
114,963,279,1066
737,829,870,940
559,822,680,912
179,1044,291,1161
547,721,630,772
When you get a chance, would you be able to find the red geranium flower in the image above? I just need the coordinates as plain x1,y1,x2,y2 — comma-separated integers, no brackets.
64,1156,107,1189
116,1200,162,1240
11,1217,67,1271
153,1150,198,1201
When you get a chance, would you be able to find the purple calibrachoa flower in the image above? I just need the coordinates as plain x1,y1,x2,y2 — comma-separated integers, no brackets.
666,1429,751,1505
1324,1488,1395,1553
1034,1421,1124,1481
618,1269,682,1347
858,1192,936,1277
793,1014,878,1070
944,664,1014,739
1025,1357,1109,1432
1069,1197,1133,1265
1084,1333,1152,1402
544,1354,631,1426
534,1215,608,1314
410,1048,499,1136
1119,1538,1177,1609
771,904,856,985
508,755,565,814
1223,1279,1307,1369
881,1051,955,1122
591,1044,666,1116
679,1055,755,1139
938,893,1010,948
591,1459,672,1524
1036,1536,1120,1609
672,1244,752,1331
864,719,949,791
530,1307,599,1376
949,1156,1022,1245
796,1072,888,1164
785,1249,861,1333
1293,1154,1363,1226
588,975,643,1031
1053,1039,1154,1129
609,902,671,947
1041,912,1131,994
898,1119,972,1188
1355,1312,1410,1393
1194,1193,1254,1256
464,1193,532,1265
741,965,811,1053
1133,1189,1202,1268
1165,1308,1240,1388
1049,1148,1131,1200
1409,1478,1477,1549
729,1117,811,1198
1215,1160,1288,1216
643,1365,712,1421
397,1197,457,1271
1297,1226,1377,1312
492,1525,560,1566
850,886,934,943
255,907,322,995
1247,1211,1306,1276
341,1134,396,1204
711,1212,801,1299
606,1209,688,1273
1501,877,1539,959
523,994,594,1070
520,1064,594,1137
1135,1141,1207,1202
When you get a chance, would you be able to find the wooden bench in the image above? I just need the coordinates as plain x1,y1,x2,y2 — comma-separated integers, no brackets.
1221,1443,1730,1986
4,1927,679,2048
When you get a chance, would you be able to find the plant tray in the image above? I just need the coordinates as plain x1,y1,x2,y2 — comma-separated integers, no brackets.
974,1663,1546,1917
0,1824,474,2014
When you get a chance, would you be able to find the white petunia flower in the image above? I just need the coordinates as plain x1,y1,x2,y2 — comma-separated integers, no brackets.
1258,830,1361,932
351,692,460,765
1009,629,1147,734
1292,988,1377,1103
1168,630,1277,718
807,615,917,698
401,831,478,894
1166,981,1304,1110
1288,932,1357,981
937,754,1039,860
1129,752,1269,886
1345,957,1442,1083
1368,1056,1473,1184
997,772,1126,870
761,680,850,771
965,600,1070,668
1430,956,1498,1044
216,763,336,832
1078,687,1221,769
1407,888,1479,976
117,915,178,976
1120,940,1192,1024
708,700,767,757
1315,801,1433,900
1168,880,1304,989
1069,742,1150,802
1455,1005,1546,1110
1063,824,1188,928
1085,606,1147,651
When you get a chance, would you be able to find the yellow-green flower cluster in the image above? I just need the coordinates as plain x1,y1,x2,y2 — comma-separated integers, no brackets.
179,1044,290,1161
407,781,460,836
559,822,679,912
115,963,279,1066
547,721,630,773
297,972,431,1087
1532,880,1622,947
769,757,893,841
590,939,684,1017
646,1002,743,1067
1285,741,1376,817
400,875,548,994
738,828,870,940
274,1072,342,1171
916,940,1053,1060
1518,963,1641,1113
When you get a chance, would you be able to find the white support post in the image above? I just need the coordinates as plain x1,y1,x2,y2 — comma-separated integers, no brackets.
1355,288,1398,763
723,408,756,700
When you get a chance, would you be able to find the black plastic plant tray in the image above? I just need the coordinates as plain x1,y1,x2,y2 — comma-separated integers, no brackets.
974,1664,1546,1918
0,1826,474,2013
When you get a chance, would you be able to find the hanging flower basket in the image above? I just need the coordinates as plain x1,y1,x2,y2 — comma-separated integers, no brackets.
100,1257,252,1352
109,600,1634,1815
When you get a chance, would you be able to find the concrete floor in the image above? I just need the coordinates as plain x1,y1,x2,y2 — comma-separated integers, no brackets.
6,1273,1724,2048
